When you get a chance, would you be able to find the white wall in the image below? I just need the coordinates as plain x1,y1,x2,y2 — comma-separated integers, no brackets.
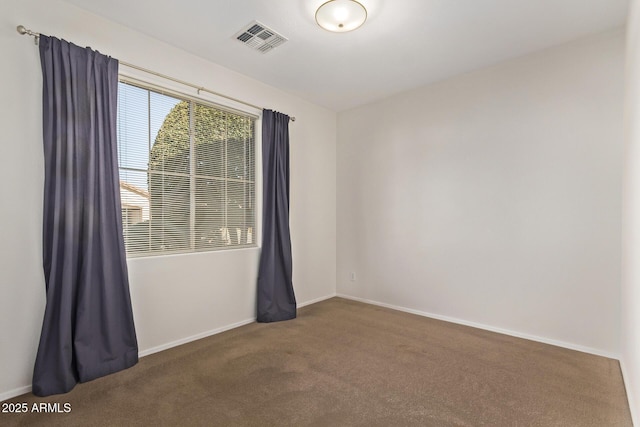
337,30,625,356
0,0,336,399
623,0,640,423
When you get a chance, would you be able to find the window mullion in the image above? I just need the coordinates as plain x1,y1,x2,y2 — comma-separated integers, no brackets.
189,101,196,250
224,114,229,244
147,90,152,251
243,119,247,245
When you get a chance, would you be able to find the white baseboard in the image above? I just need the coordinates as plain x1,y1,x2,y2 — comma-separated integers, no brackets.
0,385,31,402
1,293,624,405
1,294,337,401
138,317,256,358
0,317,259,402
336,294,620,360
140,293,337,358
298,293,337,309
620,359,639,426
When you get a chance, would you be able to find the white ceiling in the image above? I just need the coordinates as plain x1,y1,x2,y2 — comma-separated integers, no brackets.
63,0,629,112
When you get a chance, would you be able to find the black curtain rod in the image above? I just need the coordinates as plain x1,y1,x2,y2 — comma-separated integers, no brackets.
16,25,296,122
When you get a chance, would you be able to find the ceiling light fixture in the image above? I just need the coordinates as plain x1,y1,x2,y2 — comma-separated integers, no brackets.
315,0,367,33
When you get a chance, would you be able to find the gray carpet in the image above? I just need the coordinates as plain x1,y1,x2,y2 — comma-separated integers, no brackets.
1,298,633,426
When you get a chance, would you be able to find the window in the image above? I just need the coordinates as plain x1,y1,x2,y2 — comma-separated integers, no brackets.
117,81,256,256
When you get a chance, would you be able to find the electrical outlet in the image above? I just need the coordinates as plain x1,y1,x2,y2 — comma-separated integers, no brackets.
350,272,356,282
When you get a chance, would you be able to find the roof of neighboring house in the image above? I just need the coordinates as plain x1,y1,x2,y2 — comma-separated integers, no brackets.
120,181,149,198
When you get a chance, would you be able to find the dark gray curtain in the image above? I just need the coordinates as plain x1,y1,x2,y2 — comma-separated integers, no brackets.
257,110,296,322
33,36,138,397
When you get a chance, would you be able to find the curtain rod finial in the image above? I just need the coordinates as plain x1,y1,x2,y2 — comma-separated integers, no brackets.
17,25,39,44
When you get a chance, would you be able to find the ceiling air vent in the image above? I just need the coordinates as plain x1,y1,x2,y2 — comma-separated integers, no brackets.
234,21,288,54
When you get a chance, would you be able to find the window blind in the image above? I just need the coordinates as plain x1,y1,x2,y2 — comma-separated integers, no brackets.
117,81,256,257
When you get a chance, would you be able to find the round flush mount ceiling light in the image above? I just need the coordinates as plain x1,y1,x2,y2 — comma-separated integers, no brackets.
316,0,367,33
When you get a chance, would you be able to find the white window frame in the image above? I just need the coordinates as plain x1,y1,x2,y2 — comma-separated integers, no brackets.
117,75,262,258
